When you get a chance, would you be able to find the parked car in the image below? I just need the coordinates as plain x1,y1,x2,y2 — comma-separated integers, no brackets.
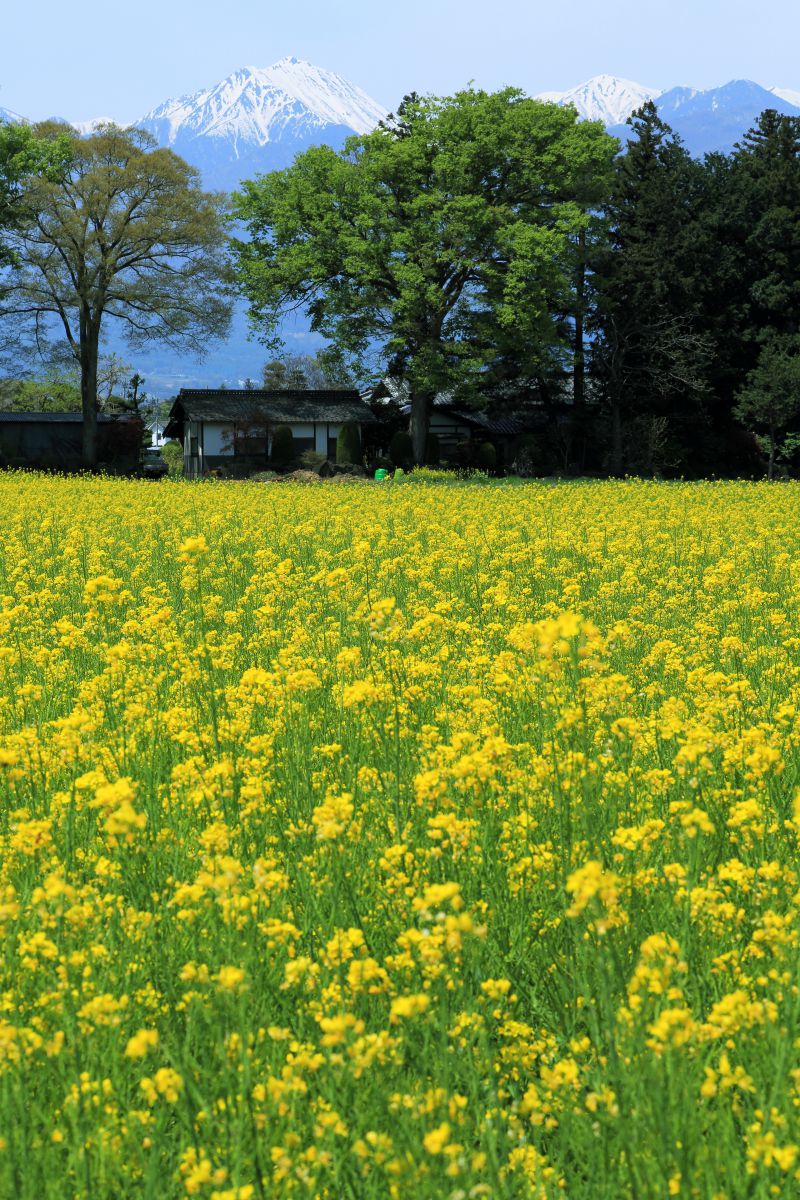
142,447,168,478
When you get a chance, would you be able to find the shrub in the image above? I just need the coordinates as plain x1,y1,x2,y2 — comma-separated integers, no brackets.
300,449,327,470
336,422,361,466
512,433,543,477
426,432,441,466
161,440,184,479
454,439,474,468
476,441,497,471
271,425,294,468
409,466,459,484
389,430,414,469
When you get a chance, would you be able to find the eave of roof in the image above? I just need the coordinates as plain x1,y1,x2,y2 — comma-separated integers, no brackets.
0,411,127,423
398,402,526,436
168,389,377,427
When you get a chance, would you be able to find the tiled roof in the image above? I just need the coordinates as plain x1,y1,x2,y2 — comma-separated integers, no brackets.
0,412,128,423
377,378,531,436
168,389,376,428
399,398,526,437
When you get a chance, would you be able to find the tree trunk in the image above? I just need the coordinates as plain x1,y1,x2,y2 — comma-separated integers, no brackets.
409,390,433,466
80,319,100,469
610,397,624,476
768,428,776,481
574,228,586,409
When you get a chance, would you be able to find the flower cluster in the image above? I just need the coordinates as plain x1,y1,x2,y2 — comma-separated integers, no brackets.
1,473,800,1197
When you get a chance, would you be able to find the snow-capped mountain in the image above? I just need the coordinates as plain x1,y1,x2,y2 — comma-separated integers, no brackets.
536,76,800,157
138,57,386,190
70,117,117,135
771,85,800,108
607,80,800,157
536,75,658,126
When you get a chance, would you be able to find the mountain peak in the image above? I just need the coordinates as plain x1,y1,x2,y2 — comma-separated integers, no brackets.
139,58,386,148
536,75,659,125
136,58,386,190
70,116,118,134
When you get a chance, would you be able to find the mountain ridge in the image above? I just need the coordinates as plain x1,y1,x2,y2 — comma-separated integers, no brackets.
7,65,798,181
603,77,800,156
535,75,658,126
136,57,387,190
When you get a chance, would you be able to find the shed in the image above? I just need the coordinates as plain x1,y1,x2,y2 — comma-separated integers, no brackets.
164,389,376,478
0,412,143,472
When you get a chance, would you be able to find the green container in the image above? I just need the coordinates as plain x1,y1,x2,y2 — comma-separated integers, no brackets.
374,468,389,481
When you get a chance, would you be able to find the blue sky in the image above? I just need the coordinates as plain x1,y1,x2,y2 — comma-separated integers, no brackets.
3,0,799,122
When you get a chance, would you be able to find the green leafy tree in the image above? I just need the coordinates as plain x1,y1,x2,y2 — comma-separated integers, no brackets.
0,371,81,412
160,439,184,479
233,88,617,463
0,124,232,466
734,336,800,478
0,121,71,265
262,351,354,391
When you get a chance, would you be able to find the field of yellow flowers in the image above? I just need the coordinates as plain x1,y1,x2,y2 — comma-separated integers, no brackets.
2,473,800,1198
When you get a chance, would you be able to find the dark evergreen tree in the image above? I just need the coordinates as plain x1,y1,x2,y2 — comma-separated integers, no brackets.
734,335,800,478
592,103,711,474
336,421,361,465
734,110,800,340
683,110,800,472
270,424,294,467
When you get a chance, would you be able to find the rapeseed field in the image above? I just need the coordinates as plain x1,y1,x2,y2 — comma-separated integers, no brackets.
2,473,800,1199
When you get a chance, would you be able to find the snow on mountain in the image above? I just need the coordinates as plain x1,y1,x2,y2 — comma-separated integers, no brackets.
607,80,800,157
138,57,386,189
70,117,118,134
771,85,800,108
536,75,658,126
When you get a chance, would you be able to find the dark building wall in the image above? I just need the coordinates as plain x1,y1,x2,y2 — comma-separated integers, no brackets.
0,422,84,469
0,419,142,473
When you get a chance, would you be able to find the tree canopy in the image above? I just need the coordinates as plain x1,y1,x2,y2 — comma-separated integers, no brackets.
261,350,354,390
0,124,233,465
591,103,711,473
233,88,618,462
734,335,800,478
0,121,71,267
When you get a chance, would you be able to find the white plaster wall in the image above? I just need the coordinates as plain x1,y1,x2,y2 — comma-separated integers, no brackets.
203,423,236,456
184,420,195,465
